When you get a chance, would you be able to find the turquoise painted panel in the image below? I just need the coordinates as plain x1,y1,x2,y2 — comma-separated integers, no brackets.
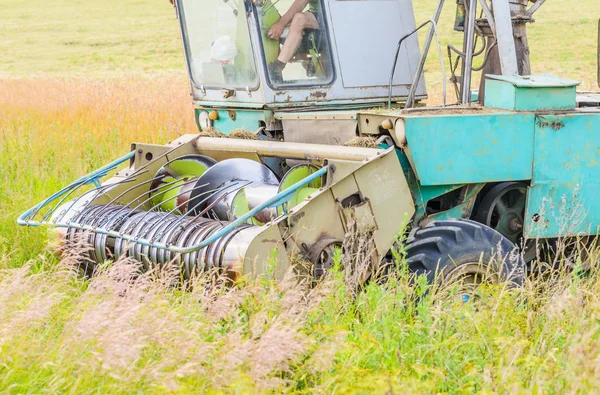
405,113,535,186
485,74,579,111
484,79,516,110
525,113,600,238
486,74,580,88
195,108,268,133
393,147,478,223
515,87,576,111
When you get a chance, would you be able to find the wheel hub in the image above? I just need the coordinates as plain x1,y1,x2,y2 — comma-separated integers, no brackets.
476,182,527,245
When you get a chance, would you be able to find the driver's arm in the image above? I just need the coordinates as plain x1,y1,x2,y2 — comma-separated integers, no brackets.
268,0,310,39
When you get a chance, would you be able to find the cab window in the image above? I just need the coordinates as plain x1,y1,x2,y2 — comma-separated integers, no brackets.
178,0,258,89
254,0,334,87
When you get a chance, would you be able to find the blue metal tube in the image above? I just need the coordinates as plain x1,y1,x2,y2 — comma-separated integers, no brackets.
18,156,327,254
17,151,136,226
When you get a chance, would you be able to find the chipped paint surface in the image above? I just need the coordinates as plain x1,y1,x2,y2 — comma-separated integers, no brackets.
309,90,327,100
425,184,485,223
526,113,600,238
536,116,565,130
195,108,272,133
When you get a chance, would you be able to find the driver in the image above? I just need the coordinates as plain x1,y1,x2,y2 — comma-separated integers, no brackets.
210,36,238,83
266,0,319,83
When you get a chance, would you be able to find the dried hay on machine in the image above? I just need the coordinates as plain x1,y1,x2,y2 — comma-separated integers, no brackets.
343,136,379,149
229,129,258,140
198,128,227,138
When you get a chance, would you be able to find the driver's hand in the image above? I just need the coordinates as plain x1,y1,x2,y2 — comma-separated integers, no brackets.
268,22,285,40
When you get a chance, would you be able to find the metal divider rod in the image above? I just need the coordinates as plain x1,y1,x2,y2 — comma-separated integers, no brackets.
405,0,445,109
461,0,478,104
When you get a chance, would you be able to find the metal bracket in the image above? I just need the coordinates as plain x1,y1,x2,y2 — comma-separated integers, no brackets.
491,0,519,76
526,0,546,17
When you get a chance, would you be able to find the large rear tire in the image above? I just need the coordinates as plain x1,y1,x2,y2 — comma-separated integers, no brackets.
405,219,525,287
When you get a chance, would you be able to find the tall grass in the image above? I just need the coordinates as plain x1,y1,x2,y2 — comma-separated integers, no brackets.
0,77,194,266
2,246,600,393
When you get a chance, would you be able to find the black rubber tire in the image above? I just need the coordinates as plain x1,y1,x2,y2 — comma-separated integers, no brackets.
405,219,525,287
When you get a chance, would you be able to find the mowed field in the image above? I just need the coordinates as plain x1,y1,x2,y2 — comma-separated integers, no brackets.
1,0,600,393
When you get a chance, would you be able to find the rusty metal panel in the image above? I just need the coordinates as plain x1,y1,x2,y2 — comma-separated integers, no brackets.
282,119,358,146
357,111,403,136
329,174,363,233
342,202,379,235
266,147,413,263
276,188,348,258
326,159,362,186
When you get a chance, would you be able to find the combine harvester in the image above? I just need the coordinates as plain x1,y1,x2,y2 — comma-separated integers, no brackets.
19,0,600,287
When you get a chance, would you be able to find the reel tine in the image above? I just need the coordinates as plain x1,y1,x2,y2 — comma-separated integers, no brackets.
142,214,179,268
55,148,294,282
110,177,199,222
26,142,193,223
153,216,193,266
212,224,251,273
175,221,204,278
100,171,158,208
96,206,135,263
87,205,121,263
50,170,148,223
114,211,147,259
63,203,259,281
52,172,145,224
186,221,219,277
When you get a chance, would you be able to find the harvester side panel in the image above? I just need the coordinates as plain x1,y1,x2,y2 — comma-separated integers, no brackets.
274,148,414,261
526,113,600,238
403,113,535,185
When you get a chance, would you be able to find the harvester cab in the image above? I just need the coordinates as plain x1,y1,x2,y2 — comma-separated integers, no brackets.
18,0,600,289
176,0,426,133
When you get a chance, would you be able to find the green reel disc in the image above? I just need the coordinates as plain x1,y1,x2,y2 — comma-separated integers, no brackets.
149,154,216,214
277,164,323,215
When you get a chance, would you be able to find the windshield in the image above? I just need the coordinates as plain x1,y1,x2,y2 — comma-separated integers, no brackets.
179,0,258,89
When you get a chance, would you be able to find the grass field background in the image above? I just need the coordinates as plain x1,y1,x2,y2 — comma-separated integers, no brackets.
1,0,599,83
2,0,600,393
